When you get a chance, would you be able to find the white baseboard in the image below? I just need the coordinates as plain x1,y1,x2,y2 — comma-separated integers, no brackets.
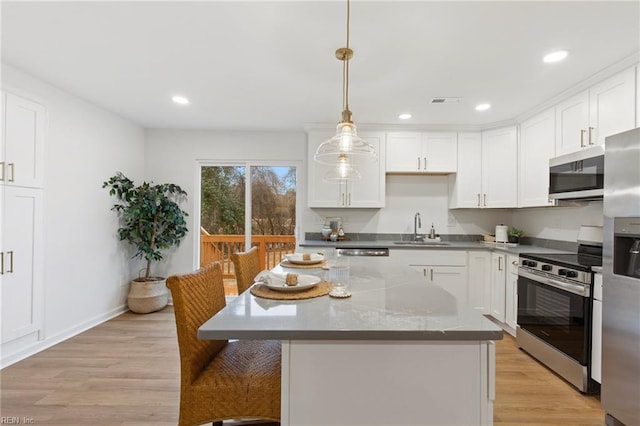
0,304,128,369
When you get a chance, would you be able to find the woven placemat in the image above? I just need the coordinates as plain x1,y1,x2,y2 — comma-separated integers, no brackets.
250,281,332,300
279,260,327,269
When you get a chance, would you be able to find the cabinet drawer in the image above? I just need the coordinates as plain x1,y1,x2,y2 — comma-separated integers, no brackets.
393,250,467,266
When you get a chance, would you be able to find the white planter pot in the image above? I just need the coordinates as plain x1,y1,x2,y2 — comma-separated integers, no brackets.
127,277,169,314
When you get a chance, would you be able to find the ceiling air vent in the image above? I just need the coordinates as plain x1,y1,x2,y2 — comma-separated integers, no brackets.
430,97,461,104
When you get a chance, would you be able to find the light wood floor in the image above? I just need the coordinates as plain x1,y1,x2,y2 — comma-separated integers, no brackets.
1,306,604,425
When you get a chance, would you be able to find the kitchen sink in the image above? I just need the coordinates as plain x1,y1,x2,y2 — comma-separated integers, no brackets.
392,241,450,246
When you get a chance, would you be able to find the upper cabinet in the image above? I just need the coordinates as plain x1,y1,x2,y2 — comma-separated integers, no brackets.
386,131,457,173
518,108,556,207
1,92,46,189
307,130,386,208
481,126,518,208
449,127,518,209
556,67,635,155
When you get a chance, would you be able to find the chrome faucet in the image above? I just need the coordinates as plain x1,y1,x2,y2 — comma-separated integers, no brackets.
414,212,423,241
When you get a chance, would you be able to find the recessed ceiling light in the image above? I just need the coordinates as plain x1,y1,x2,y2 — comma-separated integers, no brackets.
475,103,491,111
543,50,569,63
172,96,190,105
398,113,412,120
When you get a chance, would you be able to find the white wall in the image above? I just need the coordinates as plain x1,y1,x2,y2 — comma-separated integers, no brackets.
143,129,306,277
1,64,145,366
512,201,603,242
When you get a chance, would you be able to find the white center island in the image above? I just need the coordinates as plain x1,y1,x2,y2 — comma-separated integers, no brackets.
199,256,503,426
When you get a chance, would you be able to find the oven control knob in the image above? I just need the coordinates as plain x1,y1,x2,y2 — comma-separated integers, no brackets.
566,271,578,278
541,264,552,271
524,261,536,267
558,269,568,276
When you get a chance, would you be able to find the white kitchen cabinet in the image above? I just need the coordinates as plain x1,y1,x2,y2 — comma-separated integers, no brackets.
518,108,556,207
1,91,46,347
1,186,44,344
448,132,482,208
307,130,386,208
637,66,640,128
555,67,636,155
490,252,506,323
504,255,519,334
1,92,46,189
449,127,518,209
589,67,636,146
467,251,491,314
392,250,468,305
481,126,518,208
386,131,457,173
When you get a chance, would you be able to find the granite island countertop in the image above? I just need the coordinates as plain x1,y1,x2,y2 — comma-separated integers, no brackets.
198,256,503,342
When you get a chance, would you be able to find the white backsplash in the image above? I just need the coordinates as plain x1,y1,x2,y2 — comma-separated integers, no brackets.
512,201,603,242
302,175,513,237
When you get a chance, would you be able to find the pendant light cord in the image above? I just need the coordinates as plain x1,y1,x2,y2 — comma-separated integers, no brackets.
342,0,350,117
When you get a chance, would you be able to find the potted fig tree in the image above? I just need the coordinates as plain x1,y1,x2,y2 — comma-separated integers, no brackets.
103,172,188,313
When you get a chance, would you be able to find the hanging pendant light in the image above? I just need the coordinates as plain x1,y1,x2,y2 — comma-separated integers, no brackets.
314,0,376,169
323,154,362,182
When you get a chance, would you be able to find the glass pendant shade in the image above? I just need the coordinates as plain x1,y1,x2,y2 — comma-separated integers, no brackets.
323,154,362,182
314,122,377,165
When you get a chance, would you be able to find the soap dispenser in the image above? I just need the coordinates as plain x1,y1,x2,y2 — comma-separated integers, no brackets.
429,223,436,239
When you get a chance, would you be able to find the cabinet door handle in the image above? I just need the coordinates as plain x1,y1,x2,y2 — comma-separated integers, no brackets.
498,256,502,271
512,260,519,266
417,157,420,170
423,157,427,170
0,161,4,182
430,268,434,281
8,163,14,182
580,129,586,147
6,251,13,273
341,192,345,206
588,127,595,145
477,193,481,207
423,268,426,277
484,194,487,206
348,193,351,206
0,252,3,274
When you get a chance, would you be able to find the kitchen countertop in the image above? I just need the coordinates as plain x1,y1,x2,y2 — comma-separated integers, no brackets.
198,256,503,341
299,239,570,256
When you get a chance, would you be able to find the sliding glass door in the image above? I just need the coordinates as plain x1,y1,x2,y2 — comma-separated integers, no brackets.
199,163,297,294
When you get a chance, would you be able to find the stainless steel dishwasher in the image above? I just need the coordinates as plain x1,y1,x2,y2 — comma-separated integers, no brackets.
335,248,389,257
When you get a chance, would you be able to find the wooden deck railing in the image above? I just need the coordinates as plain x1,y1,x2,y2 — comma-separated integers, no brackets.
200,233,297,278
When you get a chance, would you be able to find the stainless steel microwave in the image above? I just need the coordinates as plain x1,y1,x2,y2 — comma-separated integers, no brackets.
549,145,604,201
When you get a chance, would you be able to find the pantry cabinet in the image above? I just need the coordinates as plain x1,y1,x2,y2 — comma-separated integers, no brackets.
518,108,556,207
386,131,457,173
307,130,386,208
1,92,46,188
555,67,635,155
1,90,46,346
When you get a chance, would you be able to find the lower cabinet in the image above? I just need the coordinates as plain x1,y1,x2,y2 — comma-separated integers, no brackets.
489,252,518,336
490,253,506,322
468,251,492,314
391,250,468,305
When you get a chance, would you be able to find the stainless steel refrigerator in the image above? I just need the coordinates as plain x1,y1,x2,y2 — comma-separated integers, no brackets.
602,127,640,426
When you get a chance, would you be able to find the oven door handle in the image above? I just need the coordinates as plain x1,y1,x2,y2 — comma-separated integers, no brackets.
518,268,590,297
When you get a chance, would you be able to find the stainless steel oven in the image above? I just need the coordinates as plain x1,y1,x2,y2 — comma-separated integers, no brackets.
516,238,602,394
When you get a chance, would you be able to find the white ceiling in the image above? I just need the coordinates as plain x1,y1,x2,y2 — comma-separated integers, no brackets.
2,1,639,131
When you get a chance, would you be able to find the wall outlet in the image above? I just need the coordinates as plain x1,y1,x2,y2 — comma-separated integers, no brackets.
447,212,457,227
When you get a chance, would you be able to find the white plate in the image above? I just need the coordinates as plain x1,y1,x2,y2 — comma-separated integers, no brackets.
283,253,325,265
260,275,321,292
